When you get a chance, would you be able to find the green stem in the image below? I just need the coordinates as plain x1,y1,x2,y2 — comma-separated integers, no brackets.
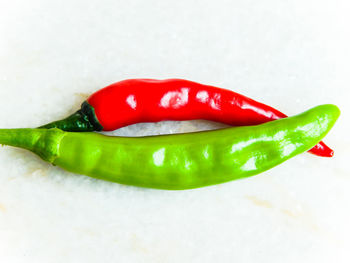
0,128,65,162
38,102,103,132
39,111,95,131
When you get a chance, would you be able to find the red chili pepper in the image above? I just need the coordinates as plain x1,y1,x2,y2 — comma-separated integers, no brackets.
40,79,334,157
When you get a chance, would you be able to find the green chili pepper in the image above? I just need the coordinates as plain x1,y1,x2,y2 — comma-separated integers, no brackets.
0,104,339,190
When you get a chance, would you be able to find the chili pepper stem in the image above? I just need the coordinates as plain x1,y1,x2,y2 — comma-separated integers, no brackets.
39,111,93,131
38,102,103,132
0,128,65,162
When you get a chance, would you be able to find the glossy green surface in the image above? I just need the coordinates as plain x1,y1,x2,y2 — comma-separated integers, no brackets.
0,105,340,189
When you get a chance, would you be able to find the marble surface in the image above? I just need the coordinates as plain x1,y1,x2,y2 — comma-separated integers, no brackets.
0,0,349,262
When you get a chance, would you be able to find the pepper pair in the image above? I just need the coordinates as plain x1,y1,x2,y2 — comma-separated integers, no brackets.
0,79,340,190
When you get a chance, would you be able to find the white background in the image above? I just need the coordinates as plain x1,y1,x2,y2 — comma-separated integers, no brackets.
0,0,349,262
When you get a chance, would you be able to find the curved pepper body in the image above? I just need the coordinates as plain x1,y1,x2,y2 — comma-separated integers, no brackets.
88,79,285,130
40,79,333,157
2,105,340,190
88,79,333,157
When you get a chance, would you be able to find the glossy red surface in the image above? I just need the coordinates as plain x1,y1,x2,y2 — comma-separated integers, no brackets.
87,79,333,157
